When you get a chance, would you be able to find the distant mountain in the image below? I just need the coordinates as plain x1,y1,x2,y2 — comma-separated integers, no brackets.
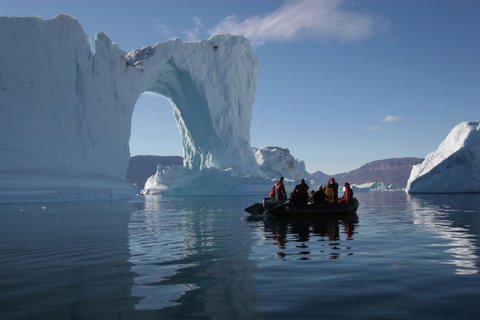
331,157,424,189
309,171,331,184
127,155,183,187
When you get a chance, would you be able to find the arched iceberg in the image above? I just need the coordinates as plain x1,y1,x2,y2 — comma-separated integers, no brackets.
0,15,259,201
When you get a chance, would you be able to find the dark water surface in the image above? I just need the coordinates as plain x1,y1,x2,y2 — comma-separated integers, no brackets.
1,192,479,319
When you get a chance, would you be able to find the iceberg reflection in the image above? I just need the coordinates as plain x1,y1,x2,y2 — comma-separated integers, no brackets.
128,196,259,318
408,194,480,275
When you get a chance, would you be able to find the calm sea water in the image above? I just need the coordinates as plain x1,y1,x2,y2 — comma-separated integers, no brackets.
1,192,479,319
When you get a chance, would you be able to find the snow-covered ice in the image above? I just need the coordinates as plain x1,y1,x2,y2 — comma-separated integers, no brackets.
0,15,259,201
406,121,480,194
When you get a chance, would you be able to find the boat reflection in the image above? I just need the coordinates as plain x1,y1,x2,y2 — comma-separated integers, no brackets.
248,213,359,260
408,194,480,275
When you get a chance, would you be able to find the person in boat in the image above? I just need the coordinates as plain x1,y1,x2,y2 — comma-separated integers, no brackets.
290,178,309,206
327,177,339,202
312,185,327,204
325,185,335,204
338,182,354,204
269,176,287,201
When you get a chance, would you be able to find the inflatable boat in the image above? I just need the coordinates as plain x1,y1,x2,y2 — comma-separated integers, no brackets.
244,198,359,217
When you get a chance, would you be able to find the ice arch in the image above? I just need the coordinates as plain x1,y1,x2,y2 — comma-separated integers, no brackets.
0,15,259,201
126,35,259,173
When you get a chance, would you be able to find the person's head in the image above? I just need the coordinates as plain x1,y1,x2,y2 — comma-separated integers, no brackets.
301,178,305,184
344,182,350,188
280,176,284,181
329,177,335,183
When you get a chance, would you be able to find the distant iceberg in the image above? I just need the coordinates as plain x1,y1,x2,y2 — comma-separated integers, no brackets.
406,121,480,194
352,182,397,192
253,146,306,181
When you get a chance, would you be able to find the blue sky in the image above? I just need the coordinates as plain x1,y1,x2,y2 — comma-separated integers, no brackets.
3,0,479,174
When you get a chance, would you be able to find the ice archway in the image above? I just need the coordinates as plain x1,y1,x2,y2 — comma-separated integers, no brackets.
127,35,259,173
0,15,259,201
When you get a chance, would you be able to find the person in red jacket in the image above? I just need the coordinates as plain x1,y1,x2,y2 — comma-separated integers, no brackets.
338,182,353,204
269,176,287,201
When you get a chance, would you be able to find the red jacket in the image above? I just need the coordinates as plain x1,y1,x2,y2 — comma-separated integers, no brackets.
270,181,286,200
345,187,353,202
338,186,353,204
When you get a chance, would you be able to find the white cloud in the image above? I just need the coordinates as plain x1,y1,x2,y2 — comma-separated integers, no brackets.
152,18,175,40
182,17,208,42
152,17,208,42
210,0,383,46
383,115,403,123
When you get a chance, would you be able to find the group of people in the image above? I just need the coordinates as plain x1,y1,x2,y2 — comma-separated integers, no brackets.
269,177,353,206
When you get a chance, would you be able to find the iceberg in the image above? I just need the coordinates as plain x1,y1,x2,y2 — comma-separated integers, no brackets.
140,146,308,195
352,182,392,192
124,34,259,175
141,165,270,196
406,121,480,194
253,146,306,181
0,15,259,201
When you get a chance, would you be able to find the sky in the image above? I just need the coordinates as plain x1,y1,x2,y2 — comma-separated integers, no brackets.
2,0,479,174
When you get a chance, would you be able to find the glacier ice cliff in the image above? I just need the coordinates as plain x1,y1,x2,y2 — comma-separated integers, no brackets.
0,15,259,201
406,121,480,194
